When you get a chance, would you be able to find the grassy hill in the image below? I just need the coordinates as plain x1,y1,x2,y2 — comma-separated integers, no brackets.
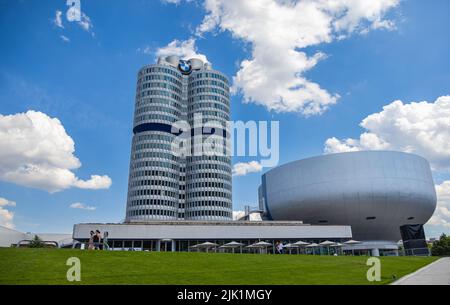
0,248,437,285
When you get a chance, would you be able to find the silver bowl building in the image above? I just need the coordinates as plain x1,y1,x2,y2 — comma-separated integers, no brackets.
259,151,437,242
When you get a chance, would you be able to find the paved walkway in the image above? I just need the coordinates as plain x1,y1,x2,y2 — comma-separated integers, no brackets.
392,257,450,285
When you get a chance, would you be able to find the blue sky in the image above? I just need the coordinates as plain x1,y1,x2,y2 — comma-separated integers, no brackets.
0,0,449,237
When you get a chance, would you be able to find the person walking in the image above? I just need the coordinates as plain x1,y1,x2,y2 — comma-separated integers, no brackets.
103,231,109,251
274,241,279,254
276,241,284,254
278,242,284,254
93,230,101,250
88,231,95,250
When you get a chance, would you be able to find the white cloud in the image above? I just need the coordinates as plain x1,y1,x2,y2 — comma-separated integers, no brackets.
137,46,153,55
184,0,400,115
0,197,16,207
73,175,112,190
371,18,396,31
53,7,94,37
54,10,64,28
156,38,208,63
324,96,450,171
60,35,70,43
78,12,94,34
232,161,263,176
427,181,450,229
0,197,15,229
328,0,399,33
0,208,14,229
161,0,195,5
161,0,182,4
70,202,96,211
0,110,112,193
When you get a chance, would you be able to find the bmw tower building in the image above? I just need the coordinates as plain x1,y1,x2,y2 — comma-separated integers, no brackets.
125,56,232,222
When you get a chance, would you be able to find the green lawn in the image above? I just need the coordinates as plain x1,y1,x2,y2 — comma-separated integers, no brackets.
0,248,438,285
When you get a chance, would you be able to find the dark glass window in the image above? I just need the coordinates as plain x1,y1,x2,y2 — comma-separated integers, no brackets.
133,240,142,249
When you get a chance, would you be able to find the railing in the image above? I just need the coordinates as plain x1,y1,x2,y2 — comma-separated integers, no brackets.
400,247,430,256
15,240,59,248
237,207,264,221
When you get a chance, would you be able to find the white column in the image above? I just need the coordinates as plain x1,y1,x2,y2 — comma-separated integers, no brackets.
171,240,176,252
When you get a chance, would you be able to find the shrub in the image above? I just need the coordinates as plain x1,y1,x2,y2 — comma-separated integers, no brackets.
28,235,45,248
431,234,450,256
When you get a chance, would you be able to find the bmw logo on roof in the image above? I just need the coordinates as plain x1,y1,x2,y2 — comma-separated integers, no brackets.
178,60,192,75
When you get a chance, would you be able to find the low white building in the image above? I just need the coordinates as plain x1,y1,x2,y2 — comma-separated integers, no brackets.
0,226,24,247
0,225,72,248
73,221,353,252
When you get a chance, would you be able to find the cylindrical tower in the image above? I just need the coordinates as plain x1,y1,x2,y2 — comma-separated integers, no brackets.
125,56,232,222
125,63,183,221
185,69,232,220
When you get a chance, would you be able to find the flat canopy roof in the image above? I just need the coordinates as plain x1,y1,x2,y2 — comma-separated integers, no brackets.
73,221,352,240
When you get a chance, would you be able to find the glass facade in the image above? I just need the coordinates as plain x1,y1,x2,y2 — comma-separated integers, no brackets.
125,58,232,222
75,238,349,254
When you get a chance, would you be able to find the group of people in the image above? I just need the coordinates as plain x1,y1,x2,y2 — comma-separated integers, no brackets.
88,230,109,250
275,241,284,254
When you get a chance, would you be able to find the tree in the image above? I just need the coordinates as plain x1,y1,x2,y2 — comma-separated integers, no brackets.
431,234,450,256
28,235,45,248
